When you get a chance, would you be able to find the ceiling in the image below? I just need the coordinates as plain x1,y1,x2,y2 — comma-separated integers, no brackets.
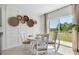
8,4,69,15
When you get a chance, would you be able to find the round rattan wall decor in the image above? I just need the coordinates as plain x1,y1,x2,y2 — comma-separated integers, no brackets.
27,19,34,27
17,15,22,21
8,17,19,27
23,15,29,22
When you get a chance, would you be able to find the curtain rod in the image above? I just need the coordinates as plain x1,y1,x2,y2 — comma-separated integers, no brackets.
44,4,73,15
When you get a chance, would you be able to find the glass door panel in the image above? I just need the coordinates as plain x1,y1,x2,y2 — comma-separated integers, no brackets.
49,15,73,47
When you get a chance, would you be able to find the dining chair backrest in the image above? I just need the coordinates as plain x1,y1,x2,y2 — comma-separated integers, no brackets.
33,34,49,55
36,34,49,49
19,31,27,42
36,34,49,42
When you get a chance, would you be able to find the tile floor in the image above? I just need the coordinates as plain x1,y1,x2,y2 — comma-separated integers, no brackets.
2,44,75,55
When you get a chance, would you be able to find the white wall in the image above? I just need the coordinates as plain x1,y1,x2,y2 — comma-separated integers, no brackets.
0,5,6,50
1,5,43,50
38,15,45,34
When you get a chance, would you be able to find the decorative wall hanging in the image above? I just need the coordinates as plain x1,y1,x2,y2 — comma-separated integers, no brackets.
8,15,37,27
8,17,19,27
17,15,25,24
17,15,22,21
23,15,29,22
27,19,34,27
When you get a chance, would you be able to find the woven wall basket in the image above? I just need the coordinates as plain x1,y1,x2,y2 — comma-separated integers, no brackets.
23,15,29,22
17,15,22,21
27,19,34,27
8,17,19,27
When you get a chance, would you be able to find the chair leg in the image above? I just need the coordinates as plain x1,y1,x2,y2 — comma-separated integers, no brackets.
46,50,48,55
23,44,26,49
23,44,31,50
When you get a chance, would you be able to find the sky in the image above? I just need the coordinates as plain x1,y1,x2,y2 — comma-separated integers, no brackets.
50,16,73,28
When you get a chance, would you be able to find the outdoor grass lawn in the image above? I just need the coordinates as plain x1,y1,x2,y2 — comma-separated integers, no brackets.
49,31,72,42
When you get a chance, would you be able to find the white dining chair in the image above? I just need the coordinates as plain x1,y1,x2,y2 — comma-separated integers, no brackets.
33,34,49,55
19,31,31,49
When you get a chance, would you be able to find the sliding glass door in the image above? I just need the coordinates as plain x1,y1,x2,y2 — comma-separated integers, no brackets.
60,16,73,43
49,18,60,51
49,15,73,47
49,18,60,43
